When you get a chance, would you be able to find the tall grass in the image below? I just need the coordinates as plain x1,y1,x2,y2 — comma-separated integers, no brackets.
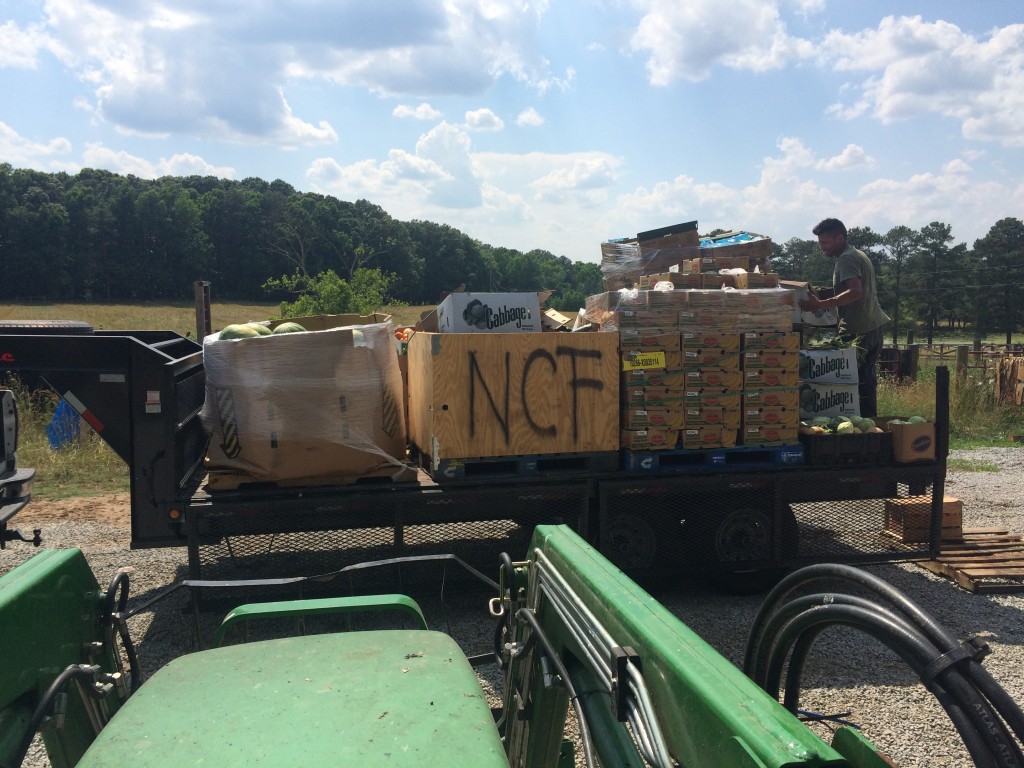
5,376,127,500
877,368,1024,448
0,301,428,336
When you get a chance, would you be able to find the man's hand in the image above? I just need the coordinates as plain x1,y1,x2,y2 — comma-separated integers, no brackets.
798,294,822,311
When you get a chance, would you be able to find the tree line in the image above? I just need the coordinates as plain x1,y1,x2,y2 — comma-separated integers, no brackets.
0,164,603,311
2,164,1022,342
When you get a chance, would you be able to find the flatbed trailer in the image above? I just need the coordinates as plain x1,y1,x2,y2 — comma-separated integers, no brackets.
0,327,950,587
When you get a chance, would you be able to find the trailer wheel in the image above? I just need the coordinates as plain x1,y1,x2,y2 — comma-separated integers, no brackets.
603,511,681,579
682,506,798,594
0,320,93,335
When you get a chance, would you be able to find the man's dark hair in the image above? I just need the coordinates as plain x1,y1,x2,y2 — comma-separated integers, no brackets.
813,218,847,238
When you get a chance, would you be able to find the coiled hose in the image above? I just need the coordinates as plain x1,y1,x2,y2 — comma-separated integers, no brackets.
743,563,1024,768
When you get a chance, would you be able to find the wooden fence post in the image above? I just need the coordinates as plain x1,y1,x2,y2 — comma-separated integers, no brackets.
194,281,212,340
956,346,969,379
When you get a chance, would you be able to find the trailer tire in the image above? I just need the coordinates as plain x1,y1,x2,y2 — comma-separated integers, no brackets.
603,511,681,586
0,320,93,335
682,506,798,594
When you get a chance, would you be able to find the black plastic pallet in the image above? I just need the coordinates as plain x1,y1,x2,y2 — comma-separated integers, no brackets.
622,443,805,473
424,451,621,481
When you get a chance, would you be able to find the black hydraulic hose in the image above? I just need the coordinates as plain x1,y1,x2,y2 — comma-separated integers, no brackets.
104,570,142,692
745,562,1024,750
748,591,919,686
759,601,1023,768
515,607,598,768
9,665,102,768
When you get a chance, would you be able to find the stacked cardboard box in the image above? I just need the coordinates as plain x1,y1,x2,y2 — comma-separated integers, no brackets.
740,332,802,446
587,277,799,452
797,346,860,421
599,222,776,292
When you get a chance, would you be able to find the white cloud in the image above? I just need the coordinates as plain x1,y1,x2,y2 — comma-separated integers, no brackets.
821,17,1024,147
629,0,814,85
0,122,72,166
464,108,504,132
532,156,620,203
516,107,544,127
81,143,236,178
393,103,443,120
0,21,51,68
29,0,557,145
816,144,875,171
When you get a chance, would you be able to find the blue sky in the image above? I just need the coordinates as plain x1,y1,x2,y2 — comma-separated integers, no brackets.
2,1,1022,264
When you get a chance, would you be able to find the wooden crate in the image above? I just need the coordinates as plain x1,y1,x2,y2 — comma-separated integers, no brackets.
884,495,963,543
407,331,620,462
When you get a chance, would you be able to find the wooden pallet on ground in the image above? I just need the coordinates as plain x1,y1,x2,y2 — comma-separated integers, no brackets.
917,527,1024,594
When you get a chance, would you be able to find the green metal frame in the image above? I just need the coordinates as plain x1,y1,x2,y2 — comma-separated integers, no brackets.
500,525,880,767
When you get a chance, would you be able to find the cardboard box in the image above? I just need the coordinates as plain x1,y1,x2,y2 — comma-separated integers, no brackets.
647,289,690,309
541,307,573,331
623,387,687,409
742,425,799,446
684,406,740,428
619,329,681,352
682,349,741,370
742,331,800,350
622,408,685,430
743,349,799,370
799,348,859,384
684,368,743,390
883,419,937,463
621,428,678,450
798,382,860,420
681,425,737,450
681,331,741,351
407,331,619,463
621,368,687,388
607,309,678,328
684,389,741,410
884,496,963,542
677,311,739,331
743,388,800,409
437,292,541,333
201,321,407,483
742,406,798,427
745,272,781,288
745,368,800,389
640,272,702,289
780,281,839,327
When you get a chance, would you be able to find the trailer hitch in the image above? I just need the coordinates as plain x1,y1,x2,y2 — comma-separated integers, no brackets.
0,522,42,548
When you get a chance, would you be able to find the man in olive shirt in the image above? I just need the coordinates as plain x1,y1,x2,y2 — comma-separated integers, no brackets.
798,218,890,417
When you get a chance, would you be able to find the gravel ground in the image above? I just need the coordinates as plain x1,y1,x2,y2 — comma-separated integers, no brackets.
4,447,1024,767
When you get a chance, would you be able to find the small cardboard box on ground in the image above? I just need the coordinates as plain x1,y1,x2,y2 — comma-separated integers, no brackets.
879,417,937,463
437,292,541,333
406,331,620,466
884,495,963,542
201,319,408,484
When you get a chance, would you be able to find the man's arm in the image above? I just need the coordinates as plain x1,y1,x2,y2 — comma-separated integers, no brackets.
798,277,863,311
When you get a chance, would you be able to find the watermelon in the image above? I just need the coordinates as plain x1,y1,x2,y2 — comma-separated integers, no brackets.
247,323,272,336
272,322,307,334
219,323,261,340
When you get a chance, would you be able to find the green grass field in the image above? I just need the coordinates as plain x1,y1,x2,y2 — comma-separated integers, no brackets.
0,301,429,337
